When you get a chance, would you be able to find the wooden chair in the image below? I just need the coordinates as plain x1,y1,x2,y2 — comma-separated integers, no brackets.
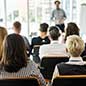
52,75,86,86
39,56,69,80
0,77,40,86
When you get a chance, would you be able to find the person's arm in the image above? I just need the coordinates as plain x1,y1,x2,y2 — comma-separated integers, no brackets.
63,9,67,19
29,38,34,55
51,10,55,21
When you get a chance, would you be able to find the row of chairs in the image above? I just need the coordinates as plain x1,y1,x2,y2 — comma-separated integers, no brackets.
31,45,86,86
39,56,69,80
0,75,86,86
52,75,86,86
33,44,69,80
0,77,40,86
39,55,86,81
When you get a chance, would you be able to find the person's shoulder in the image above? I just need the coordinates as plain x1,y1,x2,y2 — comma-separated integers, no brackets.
45,36,50,42
32,36,39,40
60,8,65,12
57,62,67,68
52,9,56,12
40,44,50,52
32,36,40,42
27,60,37,68
40,44,50,48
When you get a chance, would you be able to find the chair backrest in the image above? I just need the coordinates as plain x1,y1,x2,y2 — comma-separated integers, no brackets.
40,56,69,80
83,56,86,61
33,45,40,56
32,45,41,63
0,77,40,86
52,75,86,86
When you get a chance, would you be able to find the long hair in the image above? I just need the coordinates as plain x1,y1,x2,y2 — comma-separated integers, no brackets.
0,27,7,60
65,22,80,41
2,34,28,72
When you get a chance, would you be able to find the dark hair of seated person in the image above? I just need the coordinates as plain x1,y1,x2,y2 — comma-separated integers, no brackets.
39,23,49,32
49,26,60,40
13,21,21,30
2,34,28,73
65,22,80,41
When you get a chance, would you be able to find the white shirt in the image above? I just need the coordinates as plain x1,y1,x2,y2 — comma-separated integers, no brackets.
39,41,68,59
52,57,86,81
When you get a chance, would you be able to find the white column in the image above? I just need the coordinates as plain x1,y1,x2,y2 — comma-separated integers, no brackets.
27,0,30,36
4,0,7,27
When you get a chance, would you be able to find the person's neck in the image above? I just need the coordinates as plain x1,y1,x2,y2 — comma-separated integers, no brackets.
40,35,47,39
15,32,20,35
56,7,60,10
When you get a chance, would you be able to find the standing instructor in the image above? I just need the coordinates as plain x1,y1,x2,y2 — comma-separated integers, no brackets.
51,0,67,32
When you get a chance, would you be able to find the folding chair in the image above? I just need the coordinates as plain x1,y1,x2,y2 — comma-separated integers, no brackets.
39,55,69,80
0,77,40,86
52,75,86,86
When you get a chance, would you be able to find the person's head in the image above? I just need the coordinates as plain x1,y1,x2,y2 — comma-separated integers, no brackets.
2,34,27,72
65,22,80,41
13,21,21,34
54,0,61,9
39,23,49,37
0,27,7,60
66,35,85,57
49,26,60,41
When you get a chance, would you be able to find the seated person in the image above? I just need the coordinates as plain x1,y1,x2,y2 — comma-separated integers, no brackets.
64,22,80,42
0,34,46,86
52,35,86,81
39,26,68,59
30,23,50,63
13,21,30,57
59,22,80,44
60,22,86,57
0,27,7,60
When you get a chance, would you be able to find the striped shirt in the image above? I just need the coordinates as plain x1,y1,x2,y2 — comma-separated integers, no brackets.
0,60,46,86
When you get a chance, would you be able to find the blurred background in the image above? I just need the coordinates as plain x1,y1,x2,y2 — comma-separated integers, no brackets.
0,0,86,41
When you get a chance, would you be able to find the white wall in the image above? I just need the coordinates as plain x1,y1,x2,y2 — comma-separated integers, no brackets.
80,0,86,4
80,0,86,42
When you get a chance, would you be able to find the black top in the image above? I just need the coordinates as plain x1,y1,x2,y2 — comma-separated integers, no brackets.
81,43,86,57
57,62,86,75
30,36,50,55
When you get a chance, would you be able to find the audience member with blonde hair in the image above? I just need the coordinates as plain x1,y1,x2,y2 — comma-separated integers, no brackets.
0,27,7,60
52,35,86,81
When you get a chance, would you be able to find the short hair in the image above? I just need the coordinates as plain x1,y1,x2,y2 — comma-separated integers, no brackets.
54,0,60,4
13,21,21,29
2,34,27,72
66,35,85,57
39,23,49,32
65,22,80,41
0,27,7,60
49,26,60,40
